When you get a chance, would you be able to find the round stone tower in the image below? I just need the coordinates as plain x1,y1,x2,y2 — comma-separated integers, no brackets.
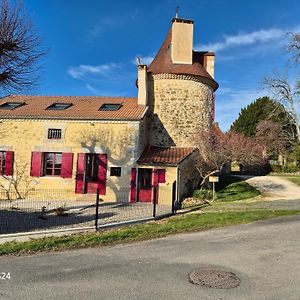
137,17,219,147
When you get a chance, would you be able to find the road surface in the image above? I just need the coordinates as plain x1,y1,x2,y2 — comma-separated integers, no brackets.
1,215,300,299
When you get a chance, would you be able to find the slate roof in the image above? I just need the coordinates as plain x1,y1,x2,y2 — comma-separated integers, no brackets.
147,27,219,91
0,95,147,121
137,146,196,166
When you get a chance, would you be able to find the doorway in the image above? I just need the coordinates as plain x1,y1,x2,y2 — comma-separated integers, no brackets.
85,154,99,193
137,168,153,202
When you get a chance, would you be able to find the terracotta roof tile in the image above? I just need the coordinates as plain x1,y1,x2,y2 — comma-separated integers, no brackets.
147,28,219,91
137,146,195,165
0,95,147,121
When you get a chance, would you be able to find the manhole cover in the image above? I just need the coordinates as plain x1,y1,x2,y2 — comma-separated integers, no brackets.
189,269,240,289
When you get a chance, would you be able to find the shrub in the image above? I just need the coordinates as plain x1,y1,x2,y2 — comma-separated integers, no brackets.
193,189,212,200
271,164,283,173
282,164,298,173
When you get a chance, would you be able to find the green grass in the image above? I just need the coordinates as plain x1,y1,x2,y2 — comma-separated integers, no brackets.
270,174,300,186
216,180,260,202
1,209,299,256
194,176,260,203
282,176,300,186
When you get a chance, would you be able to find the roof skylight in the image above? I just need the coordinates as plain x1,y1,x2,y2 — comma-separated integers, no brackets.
99,103,122,111
0,102,25,110
46,103,73,110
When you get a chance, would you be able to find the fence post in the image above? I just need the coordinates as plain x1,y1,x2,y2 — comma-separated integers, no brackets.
153,186,157,218
172,180,176,214
95,188,100,231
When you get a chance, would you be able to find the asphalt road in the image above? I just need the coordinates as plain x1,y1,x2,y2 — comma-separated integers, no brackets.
1,215,300,300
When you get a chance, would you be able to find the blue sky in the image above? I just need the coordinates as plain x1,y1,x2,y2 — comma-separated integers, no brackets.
24,0,300,130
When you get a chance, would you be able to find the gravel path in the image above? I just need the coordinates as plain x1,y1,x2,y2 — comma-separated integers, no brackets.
205,175,300,212
245,175,300,201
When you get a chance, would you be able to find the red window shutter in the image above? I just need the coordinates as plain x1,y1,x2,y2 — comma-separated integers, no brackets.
158,169,166,183
4,151,14,176
153,169,159,187
130,168,137,203
98,154,107,195
30,152,42,177
61,153,73,178
75,153,85,194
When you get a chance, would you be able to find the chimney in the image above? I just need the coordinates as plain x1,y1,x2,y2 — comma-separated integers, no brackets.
137,64,148,106
171,18,194,64
204,53,215,79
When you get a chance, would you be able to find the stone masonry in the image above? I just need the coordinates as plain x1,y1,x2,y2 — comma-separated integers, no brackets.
148,73,214,147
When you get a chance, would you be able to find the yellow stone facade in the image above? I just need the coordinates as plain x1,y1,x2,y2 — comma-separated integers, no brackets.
0,119,145,201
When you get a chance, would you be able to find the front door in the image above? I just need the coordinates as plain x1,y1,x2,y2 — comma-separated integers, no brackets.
85,154,99,193
75,153,107,194
137,168,153,202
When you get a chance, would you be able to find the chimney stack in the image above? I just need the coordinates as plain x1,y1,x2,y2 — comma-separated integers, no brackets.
171,18,194,65
137,64,148,106
204,53,215,79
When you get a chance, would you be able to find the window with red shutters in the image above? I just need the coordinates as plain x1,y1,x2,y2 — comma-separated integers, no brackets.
4,151,14,176
30,152,42,177
0,151,6,174
43,152,62,176
158,169,166,183
61,153,73,178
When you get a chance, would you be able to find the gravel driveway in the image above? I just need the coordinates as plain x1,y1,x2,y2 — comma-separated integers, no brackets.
205,175,300,212
245,175,300,201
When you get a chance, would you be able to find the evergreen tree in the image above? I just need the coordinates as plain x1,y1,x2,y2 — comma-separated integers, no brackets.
230,97,297,144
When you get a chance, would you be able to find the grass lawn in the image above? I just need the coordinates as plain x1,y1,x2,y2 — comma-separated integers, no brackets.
270,173,300,186
193,175,260,203
281,176,300,186
1,209,299,256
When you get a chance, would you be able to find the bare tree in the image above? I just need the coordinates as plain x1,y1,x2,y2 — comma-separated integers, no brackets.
0,163,39,200
195,125,266,187
255,120,287,156
287,32,300,63
0,0,44,95
263,73,300,141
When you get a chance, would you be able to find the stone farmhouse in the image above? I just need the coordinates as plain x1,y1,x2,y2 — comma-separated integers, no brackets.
0,16,218,206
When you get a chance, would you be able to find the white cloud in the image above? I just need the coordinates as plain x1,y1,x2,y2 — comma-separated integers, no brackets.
67,63,122,79
85,83,99,94
198,28,286,52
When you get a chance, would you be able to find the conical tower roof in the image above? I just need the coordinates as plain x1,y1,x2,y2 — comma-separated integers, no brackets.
148,25,219,91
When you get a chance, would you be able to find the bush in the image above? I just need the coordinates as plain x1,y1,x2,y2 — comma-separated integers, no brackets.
193,189,212,200
282,164,298,173
271,164,283,173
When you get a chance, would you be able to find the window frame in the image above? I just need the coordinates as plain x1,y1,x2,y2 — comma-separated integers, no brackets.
99,103,122,111
0,151,6,175
110,167,121,177
48,128,62,140
43,152,62,177
0,102,25,110
46,103,73,110
85,154,99,182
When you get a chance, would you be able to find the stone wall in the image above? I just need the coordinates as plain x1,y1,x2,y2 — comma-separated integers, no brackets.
148,73,213,147
178,150,200,201
0,119,141,201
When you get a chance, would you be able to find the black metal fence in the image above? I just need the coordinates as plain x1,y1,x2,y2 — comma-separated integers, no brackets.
0,187,175,235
